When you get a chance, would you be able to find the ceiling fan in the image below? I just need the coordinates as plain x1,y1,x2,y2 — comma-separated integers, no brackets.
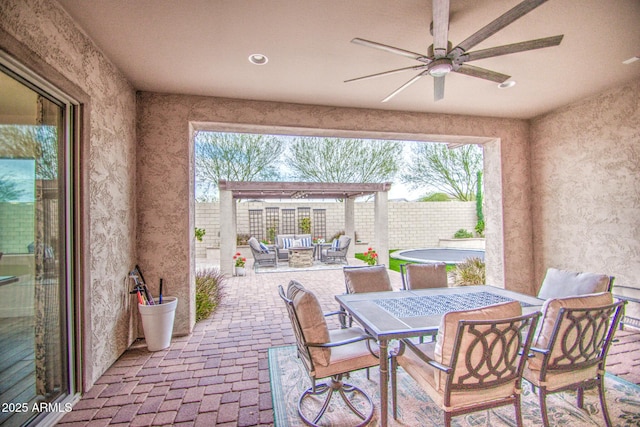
345,0,563,102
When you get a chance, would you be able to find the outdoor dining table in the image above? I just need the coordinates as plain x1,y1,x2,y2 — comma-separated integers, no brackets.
334,285,545,426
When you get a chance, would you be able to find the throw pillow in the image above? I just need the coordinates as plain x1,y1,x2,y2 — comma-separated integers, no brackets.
259,242,269,253
332,239,340,250
300,237,311,247
292,239,302,248
282,238,293,249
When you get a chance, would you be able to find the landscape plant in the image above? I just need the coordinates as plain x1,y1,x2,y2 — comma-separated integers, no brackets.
454,229,474,239
362,248,378,266
475,171,485,237
195,227,206,242
454,257,485,286
195,268,225,322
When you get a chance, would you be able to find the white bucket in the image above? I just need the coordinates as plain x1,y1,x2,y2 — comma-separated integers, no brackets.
138,296,178,351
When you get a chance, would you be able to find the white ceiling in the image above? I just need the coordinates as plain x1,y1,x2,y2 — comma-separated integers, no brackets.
57,0,640,119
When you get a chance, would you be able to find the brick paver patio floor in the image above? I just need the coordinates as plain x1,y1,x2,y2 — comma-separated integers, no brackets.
57,259,640,426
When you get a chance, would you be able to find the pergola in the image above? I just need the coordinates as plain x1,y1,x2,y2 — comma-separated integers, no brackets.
218,180,392,275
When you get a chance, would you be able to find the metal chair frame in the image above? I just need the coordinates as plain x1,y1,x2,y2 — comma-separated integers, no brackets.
278,283,379,427
526,300,625,427
391,311,540,427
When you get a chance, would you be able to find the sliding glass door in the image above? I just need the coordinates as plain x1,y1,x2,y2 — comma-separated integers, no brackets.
0,63,75,426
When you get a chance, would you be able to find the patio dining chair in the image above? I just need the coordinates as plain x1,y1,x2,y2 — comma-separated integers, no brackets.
279,281,379,426
343,264,392,294
523,292,625,427
537,267,613,299
390,301,540,427
399,262,448,290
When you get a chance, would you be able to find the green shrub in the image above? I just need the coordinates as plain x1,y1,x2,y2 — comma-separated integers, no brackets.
195,227,206,242
454,257,485,286
418,192,451,202
195,268,225,322
475,220,485,237
454,229,474,239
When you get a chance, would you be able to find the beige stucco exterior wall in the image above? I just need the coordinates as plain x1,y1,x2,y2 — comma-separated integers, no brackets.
530,78,640,292
137,92,532,334
0,0,138,388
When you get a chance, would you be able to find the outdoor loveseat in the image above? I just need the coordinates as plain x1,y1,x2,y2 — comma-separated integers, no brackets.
274,234,312,261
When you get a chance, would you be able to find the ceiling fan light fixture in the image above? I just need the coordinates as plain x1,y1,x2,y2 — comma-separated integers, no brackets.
498,80,516,89
428,60,453,77
248,53,268,65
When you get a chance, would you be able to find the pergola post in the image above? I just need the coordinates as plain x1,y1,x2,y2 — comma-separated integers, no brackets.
344,197,356,259
220,189,236,275
374,191,389,267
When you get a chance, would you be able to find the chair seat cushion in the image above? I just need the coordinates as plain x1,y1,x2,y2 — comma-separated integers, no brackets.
314,327,379,379
397,341,517,410
537,268,610,299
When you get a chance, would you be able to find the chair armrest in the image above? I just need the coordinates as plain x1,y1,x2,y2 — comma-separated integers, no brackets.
529,346,550,356
402,338,452,374
307,334,376,349
323,310,345,318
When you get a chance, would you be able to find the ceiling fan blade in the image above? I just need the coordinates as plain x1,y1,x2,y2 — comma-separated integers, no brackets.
351,38,431,63
464,35,563,62
454,0,549,53
434,75,445,101
344,65,428,83
432,0,450,57
454,64,510,83
382,73,425,102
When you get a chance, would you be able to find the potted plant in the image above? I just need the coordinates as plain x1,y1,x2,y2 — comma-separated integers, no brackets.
363,248,378,266
233,252,247,276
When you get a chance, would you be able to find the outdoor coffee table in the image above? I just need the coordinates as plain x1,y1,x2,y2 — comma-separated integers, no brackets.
288,247,314,268
335,285,544,427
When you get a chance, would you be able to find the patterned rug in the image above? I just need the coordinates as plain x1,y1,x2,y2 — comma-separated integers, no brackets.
268,345,640,426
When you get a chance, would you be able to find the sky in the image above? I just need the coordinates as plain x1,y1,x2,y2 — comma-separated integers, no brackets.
194,133,432,202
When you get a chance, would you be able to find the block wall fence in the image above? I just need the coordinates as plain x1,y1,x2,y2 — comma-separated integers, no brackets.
195,200,477,257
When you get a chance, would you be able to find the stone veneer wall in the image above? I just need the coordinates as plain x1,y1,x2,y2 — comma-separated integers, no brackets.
1,0,138,388
195,201,477,257
530,78,640,297
137,92,532,336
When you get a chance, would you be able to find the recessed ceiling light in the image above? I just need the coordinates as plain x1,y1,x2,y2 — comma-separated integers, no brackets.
248,54,268,65
498,81,516,89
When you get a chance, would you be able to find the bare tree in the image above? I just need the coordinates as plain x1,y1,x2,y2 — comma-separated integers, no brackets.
402,143,483,201
0,125,58,180
194,132,285,200
285,137,402,184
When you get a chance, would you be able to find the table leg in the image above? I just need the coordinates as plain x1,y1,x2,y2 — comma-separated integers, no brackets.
379,339,388,426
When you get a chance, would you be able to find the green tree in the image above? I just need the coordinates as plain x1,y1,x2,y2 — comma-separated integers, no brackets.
195,132,285,200
285,137,402,183
0,125,58,180
401,143,482,201
0,176,25,202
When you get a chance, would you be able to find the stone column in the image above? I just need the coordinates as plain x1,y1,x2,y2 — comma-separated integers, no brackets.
344,197,356,259
374,191,389,267
220,190,237,275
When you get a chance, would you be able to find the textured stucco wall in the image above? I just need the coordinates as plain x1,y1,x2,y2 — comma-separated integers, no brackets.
137,92,532,334
0,0,138,388
530,79,640,293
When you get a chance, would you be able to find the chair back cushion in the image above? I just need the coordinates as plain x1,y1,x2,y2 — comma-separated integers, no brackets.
344,265,392,293
248,237,262,253
537,267,610,299
405,263,448,290
434,301,522,390
531,292,613,364
337,235,351,249
287,281,331,367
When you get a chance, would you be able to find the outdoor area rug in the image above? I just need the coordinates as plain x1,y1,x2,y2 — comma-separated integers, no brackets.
268,345,640,426
256,261,345,274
